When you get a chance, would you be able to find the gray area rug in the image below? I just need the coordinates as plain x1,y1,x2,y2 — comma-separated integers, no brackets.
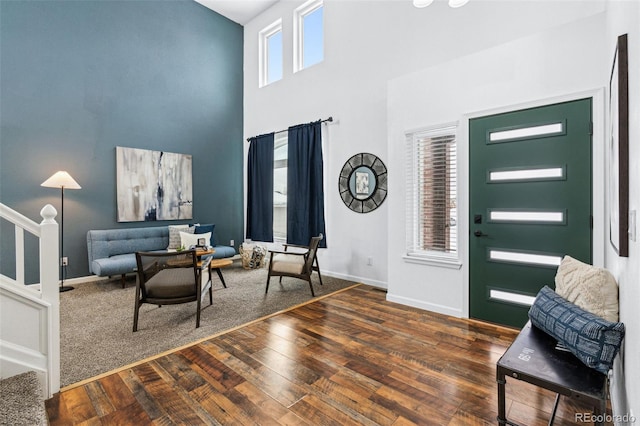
60,262,357,387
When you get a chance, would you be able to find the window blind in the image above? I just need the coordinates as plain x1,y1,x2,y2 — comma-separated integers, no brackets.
406,126,457,256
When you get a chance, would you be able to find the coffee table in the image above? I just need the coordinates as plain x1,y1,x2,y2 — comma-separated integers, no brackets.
209,258,233,288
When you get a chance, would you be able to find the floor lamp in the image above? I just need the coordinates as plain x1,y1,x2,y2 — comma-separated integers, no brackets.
41,171,81,292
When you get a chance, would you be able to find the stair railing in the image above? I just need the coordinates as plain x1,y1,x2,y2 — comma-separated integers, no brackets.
0,203,60,398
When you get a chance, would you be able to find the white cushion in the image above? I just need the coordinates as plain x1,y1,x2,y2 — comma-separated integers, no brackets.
167,225,192,249
180,231,211,249
554,255,619,322
271,254,305,275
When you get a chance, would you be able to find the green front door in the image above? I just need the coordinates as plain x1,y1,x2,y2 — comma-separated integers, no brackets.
469,99,592,328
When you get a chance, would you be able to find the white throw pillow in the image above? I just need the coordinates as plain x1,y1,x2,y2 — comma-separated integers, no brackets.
167,225,192,249
554,255,619,322
180,231,211,249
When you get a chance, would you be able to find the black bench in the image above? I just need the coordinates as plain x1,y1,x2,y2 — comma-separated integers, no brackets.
497,321,608,425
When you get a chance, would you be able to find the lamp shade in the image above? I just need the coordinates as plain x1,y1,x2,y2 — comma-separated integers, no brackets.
448,0,469,7
413,0,434,7
41,171,81,189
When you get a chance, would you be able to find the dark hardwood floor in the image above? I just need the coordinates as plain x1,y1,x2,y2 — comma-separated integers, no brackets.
46,285,607,425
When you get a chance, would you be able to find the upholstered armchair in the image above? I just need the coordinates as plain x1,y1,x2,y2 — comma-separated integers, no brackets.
266,234,323,297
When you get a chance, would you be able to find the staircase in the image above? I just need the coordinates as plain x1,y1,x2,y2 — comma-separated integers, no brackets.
0,203,60,403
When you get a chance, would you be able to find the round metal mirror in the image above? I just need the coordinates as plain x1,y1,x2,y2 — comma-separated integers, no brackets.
338,153,387,213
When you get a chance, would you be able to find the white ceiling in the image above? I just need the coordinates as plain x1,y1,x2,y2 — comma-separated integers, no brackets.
194,0,279,25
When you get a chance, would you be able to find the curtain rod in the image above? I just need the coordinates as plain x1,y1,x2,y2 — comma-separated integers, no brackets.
246,116,334,142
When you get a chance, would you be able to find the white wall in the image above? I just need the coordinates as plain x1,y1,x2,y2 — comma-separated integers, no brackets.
387,14,607,315
604,0,640,419
386,5,640,414
244,0,638,417
244,0,606,287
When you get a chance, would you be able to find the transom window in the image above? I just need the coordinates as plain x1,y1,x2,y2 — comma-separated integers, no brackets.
405,125,458,264
259,19,282,87
294,0,323,72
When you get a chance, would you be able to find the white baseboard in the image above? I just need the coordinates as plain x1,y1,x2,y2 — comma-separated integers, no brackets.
321,270,387,289
386,292,463,318
63,275,112,286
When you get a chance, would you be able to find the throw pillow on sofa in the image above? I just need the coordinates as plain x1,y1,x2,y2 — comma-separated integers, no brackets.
528,285,625,375
555,255,619,322
168,225,193,249
194,224,216,247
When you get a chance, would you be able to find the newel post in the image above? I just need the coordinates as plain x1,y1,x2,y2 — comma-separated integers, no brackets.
40,204,59,301
39,203,60,395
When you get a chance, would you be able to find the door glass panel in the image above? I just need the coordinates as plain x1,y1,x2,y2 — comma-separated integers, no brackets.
489,167,564,182
489,122,563,143
489,249,562,267
489,289,536,306
489,210,564,223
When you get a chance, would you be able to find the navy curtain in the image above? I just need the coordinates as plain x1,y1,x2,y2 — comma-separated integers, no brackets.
246,133,274,242
287,121,327,248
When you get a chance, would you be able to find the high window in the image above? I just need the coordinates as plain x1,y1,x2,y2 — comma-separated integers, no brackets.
406,125,458,265
294,0,323,72
259,19,283,87
273,132,288,241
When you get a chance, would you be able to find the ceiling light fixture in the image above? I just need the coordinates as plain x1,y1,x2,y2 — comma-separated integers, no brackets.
413,0,434,7
448,0,470,8
413,0,470,8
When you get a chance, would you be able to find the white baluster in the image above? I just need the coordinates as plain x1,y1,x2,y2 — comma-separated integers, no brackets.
15,226,25,285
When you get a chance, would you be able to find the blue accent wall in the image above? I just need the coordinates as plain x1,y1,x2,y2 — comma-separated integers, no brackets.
0,0,244,281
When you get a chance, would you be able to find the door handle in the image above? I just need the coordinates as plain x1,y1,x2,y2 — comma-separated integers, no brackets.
474,230,489,237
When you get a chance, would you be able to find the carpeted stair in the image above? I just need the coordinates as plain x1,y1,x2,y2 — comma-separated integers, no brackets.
0,371,47,425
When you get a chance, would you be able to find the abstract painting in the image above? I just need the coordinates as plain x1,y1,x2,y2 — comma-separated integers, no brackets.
116,146,193,222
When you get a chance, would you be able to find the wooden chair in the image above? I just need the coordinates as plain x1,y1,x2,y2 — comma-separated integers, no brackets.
133,250,212,332
266,234,323,297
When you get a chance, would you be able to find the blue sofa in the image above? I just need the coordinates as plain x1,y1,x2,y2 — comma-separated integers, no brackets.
87,226,236,286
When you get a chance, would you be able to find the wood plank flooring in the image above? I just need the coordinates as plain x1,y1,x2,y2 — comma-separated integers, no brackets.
46,285,608,425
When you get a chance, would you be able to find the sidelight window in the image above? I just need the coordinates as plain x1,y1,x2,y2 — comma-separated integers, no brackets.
406,125,458,265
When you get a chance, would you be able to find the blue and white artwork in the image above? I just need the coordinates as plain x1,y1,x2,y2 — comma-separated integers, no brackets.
116,146,193,222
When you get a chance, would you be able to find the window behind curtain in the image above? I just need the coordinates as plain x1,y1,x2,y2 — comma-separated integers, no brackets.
273,132,288,241
406,125,458,259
